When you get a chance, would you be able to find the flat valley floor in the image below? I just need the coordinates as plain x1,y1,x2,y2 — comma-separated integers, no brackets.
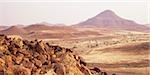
42,27,150,75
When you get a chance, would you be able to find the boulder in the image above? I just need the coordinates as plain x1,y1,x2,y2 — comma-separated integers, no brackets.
14,66,31,75
0,58,5,72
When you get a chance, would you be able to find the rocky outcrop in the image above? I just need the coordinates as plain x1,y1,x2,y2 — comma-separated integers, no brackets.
0,34,109,75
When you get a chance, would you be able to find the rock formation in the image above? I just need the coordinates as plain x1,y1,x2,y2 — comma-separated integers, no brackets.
0,34,109,75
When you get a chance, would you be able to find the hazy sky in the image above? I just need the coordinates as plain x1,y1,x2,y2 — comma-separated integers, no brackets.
0,0,149,26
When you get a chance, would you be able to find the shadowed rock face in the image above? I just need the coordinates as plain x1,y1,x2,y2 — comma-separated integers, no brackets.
0,34,108,75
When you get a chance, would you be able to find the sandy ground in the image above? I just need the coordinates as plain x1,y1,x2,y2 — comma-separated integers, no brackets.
44,29,150,75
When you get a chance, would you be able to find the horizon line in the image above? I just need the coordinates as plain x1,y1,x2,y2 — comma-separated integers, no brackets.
0,1,147,3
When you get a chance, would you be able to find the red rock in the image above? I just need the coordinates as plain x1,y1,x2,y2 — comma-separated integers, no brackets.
53,63,66,75
14,66,31,75
21,58,34,69
80,64,92,75
5,67,14,75
34,59,42,68
5,55,13,67
0,58,5,72
36,55,46,64
14,53,24,64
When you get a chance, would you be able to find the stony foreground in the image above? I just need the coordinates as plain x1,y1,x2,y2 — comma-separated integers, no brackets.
0,35,110,75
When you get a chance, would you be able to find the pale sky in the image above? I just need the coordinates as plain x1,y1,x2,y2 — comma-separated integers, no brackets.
0,0,149,26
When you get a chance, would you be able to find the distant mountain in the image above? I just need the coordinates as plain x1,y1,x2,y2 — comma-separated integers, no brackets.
0,26,27,35
75,10,149,31
24,24,52,31
144,24,150,27
0,26,10,30
40,22,66,26
24,24,76,32
31,22,66,26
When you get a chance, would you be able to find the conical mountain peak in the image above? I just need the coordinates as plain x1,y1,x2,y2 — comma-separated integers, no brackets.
76,10,149,31
101,10,115,14
95,10,118,18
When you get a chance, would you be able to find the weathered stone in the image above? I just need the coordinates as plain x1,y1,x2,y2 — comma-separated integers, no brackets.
0,58,5,72
34,59,42,68
21,58,34,69
53,63,66,75
101,72,107,75
5,55,13,67
14,53,24,64
45,69,57,75
32,68,41,75
37,55,46,64
18,49,32,57
5,67,14,75
33,52,40,58
14,66,31,75
90,67,101,73
36,41,46,54
79,56,87,66
0,45,8,54
80,64,92,75
0,35,107,75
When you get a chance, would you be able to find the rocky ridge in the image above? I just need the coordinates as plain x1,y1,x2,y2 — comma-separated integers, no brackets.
0,34,109,75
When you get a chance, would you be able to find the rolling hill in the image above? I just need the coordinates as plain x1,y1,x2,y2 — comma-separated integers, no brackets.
0,26,27,35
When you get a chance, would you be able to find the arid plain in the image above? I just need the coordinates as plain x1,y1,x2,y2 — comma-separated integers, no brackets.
47,27,150,75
